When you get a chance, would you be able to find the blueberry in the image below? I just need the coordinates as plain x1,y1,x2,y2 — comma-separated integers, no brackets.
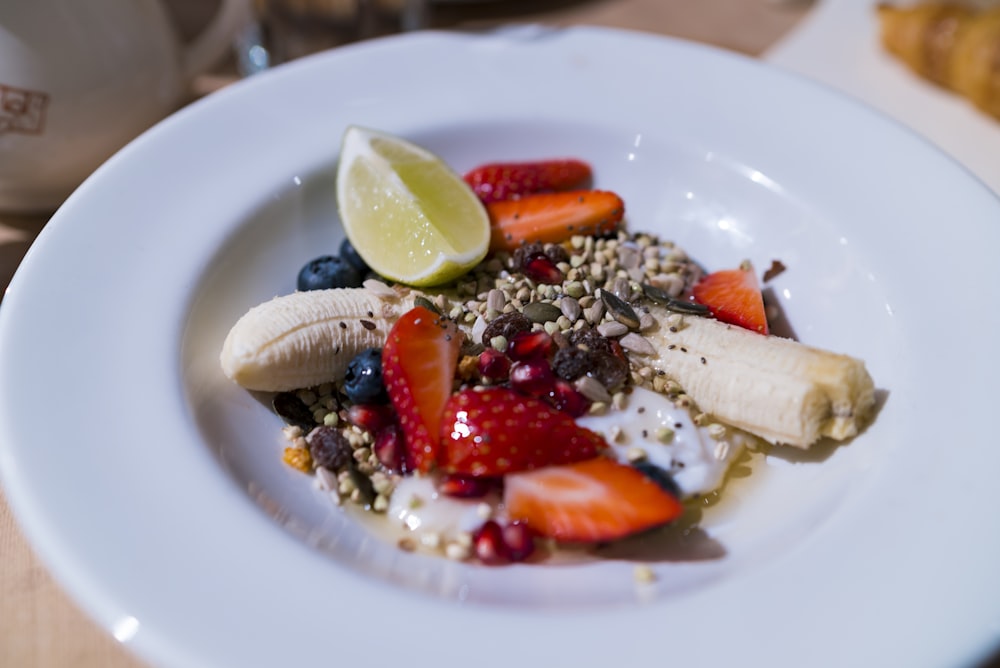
297,255,362,291
343,348,387,405
632,461,683,499
339,238,370,274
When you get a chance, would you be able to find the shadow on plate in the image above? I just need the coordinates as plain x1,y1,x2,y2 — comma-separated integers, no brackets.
762,285,798,341
588,505,727,563
763,388,890,465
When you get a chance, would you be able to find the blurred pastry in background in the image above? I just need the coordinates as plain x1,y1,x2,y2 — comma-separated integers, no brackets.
877,2,1000,119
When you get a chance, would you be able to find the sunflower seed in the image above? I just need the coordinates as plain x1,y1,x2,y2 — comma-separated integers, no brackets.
559,297,582,322
597,321,629,338
619,333,657,356
599,289,640,329
610,276,631,301
574,376,612,403
486,289,506,313
584,301,605,325
641,283,710,315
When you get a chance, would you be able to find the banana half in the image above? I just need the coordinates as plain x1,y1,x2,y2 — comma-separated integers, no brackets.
641,310,876,449
220,286,415,392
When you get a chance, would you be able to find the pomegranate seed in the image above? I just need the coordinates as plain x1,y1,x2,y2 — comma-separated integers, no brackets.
477,348,512,381
473,520,509,565
506,330,555,362
438,473,498,498
502,521,536,562
547,380,591,418
523,254,563,284
509,359,556,397
347,404,395,434
373,423,405,472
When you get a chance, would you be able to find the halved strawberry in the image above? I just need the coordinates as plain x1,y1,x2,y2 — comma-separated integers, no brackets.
438,387,606,477
691,262,769,334
503,457,684,543
382,306,462,473
463,159,592,203
487,190,624,253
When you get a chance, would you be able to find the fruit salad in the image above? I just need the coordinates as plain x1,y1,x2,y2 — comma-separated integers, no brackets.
220,127,877,567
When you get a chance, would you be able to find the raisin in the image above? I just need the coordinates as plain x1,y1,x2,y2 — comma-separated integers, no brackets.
481,311,532,346
568,329,615,356
590,352,629,391
273,392,316,431
555,331,630,390
306,426,353,471
552,347,593,381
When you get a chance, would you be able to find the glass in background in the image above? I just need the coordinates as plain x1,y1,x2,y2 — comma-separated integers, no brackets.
244,0,429,70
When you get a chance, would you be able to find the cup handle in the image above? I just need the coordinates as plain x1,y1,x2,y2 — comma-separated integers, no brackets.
178,0,254,81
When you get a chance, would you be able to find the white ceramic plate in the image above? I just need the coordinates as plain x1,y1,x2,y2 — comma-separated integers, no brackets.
2,26,999,668
765,0,1000,196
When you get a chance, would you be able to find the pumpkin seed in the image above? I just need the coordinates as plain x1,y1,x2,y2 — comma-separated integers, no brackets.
522,301,563,323
414,295,442,315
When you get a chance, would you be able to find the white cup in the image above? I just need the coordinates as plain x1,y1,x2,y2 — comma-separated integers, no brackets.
0,0,252,213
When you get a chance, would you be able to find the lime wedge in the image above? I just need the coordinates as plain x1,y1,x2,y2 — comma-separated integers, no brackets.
335,126,490,287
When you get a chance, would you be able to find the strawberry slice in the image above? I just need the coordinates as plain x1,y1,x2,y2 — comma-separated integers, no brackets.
463,159,592,203
438,387,606,476
382,306,462,473
487,190,624,253
503,457,684,543
691,262,769,334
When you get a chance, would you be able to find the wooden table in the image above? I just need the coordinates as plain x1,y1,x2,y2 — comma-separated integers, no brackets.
0,1,825,665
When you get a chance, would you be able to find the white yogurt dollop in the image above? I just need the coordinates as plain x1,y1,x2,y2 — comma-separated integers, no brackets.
577,386,747,498
387,475,497,544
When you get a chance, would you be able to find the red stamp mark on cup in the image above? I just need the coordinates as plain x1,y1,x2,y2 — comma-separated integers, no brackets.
0,84,50,136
